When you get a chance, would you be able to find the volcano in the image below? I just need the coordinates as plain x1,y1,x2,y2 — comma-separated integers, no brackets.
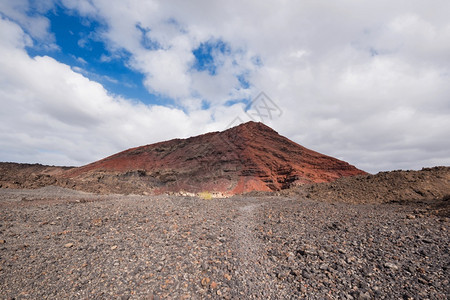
63,121,366,195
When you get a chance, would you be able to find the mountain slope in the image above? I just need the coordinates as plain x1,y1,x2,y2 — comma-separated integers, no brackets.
63,121,366,195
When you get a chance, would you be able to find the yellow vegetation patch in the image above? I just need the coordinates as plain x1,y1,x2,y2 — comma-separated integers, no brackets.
198,191,213,200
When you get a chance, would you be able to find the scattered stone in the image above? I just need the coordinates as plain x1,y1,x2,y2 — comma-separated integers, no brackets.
277,270,290,279
64,243,74,248
92,218,103,226
298,248,317,256
358,291,371,300
201,277,211,286
384,262,399,271
418,277,428,284
346,256,356,264
302,270,312,279
0,187,448,299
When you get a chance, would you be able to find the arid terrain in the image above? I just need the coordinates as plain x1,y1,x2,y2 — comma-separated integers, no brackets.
0,122,449,298
1,167,449,299
0,122,366,196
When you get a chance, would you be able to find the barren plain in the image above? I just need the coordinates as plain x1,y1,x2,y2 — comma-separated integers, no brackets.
1,179,449,299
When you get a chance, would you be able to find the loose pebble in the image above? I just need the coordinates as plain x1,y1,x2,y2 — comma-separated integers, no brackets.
0,187,448,299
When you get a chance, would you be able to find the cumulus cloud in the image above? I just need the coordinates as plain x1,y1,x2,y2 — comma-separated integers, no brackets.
1,0,450,173
64,0,259,106
0,16,213,166
0,0,55,46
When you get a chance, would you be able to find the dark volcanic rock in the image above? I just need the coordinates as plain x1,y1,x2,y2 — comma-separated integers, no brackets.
0,188,448,299
0,163,72,189
62,121,366,195
298,167,450,202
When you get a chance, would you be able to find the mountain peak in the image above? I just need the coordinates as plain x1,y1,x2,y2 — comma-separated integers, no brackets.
64,122,366,195
228,121,277,134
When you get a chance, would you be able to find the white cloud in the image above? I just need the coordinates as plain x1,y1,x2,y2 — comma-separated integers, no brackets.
1,1,450,173
75,56,87,65
0,16,214,166
0,0,54,44
135,47,194,99
60,0,98,16
70,0,259,105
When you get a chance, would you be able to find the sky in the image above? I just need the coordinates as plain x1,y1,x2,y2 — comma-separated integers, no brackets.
0,0,449,174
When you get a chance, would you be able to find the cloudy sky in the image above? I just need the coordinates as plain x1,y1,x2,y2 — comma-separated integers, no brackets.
1,0,449,173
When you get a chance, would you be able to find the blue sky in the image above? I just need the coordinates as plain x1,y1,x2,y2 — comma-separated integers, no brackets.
0,0,449,172
25,4,250,107
38,7,160,104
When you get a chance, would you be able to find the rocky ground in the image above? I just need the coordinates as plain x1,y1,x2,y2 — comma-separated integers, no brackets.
1,187,448,299
290,167,450,217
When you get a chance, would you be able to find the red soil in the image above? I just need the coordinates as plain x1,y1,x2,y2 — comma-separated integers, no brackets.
64,121,367,195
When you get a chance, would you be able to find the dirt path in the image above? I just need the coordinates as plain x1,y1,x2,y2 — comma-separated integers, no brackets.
233,202,268,298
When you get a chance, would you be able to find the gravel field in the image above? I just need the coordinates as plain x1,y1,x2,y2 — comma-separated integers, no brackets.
0,187,449,299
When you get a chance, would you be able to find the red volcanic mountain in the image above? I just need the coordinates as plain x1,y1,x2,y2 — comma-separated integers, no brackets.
64,121,366,195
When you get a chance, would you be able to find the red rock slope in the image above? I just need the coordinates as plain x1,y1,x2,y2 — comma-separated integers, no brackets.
64,121,366,195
